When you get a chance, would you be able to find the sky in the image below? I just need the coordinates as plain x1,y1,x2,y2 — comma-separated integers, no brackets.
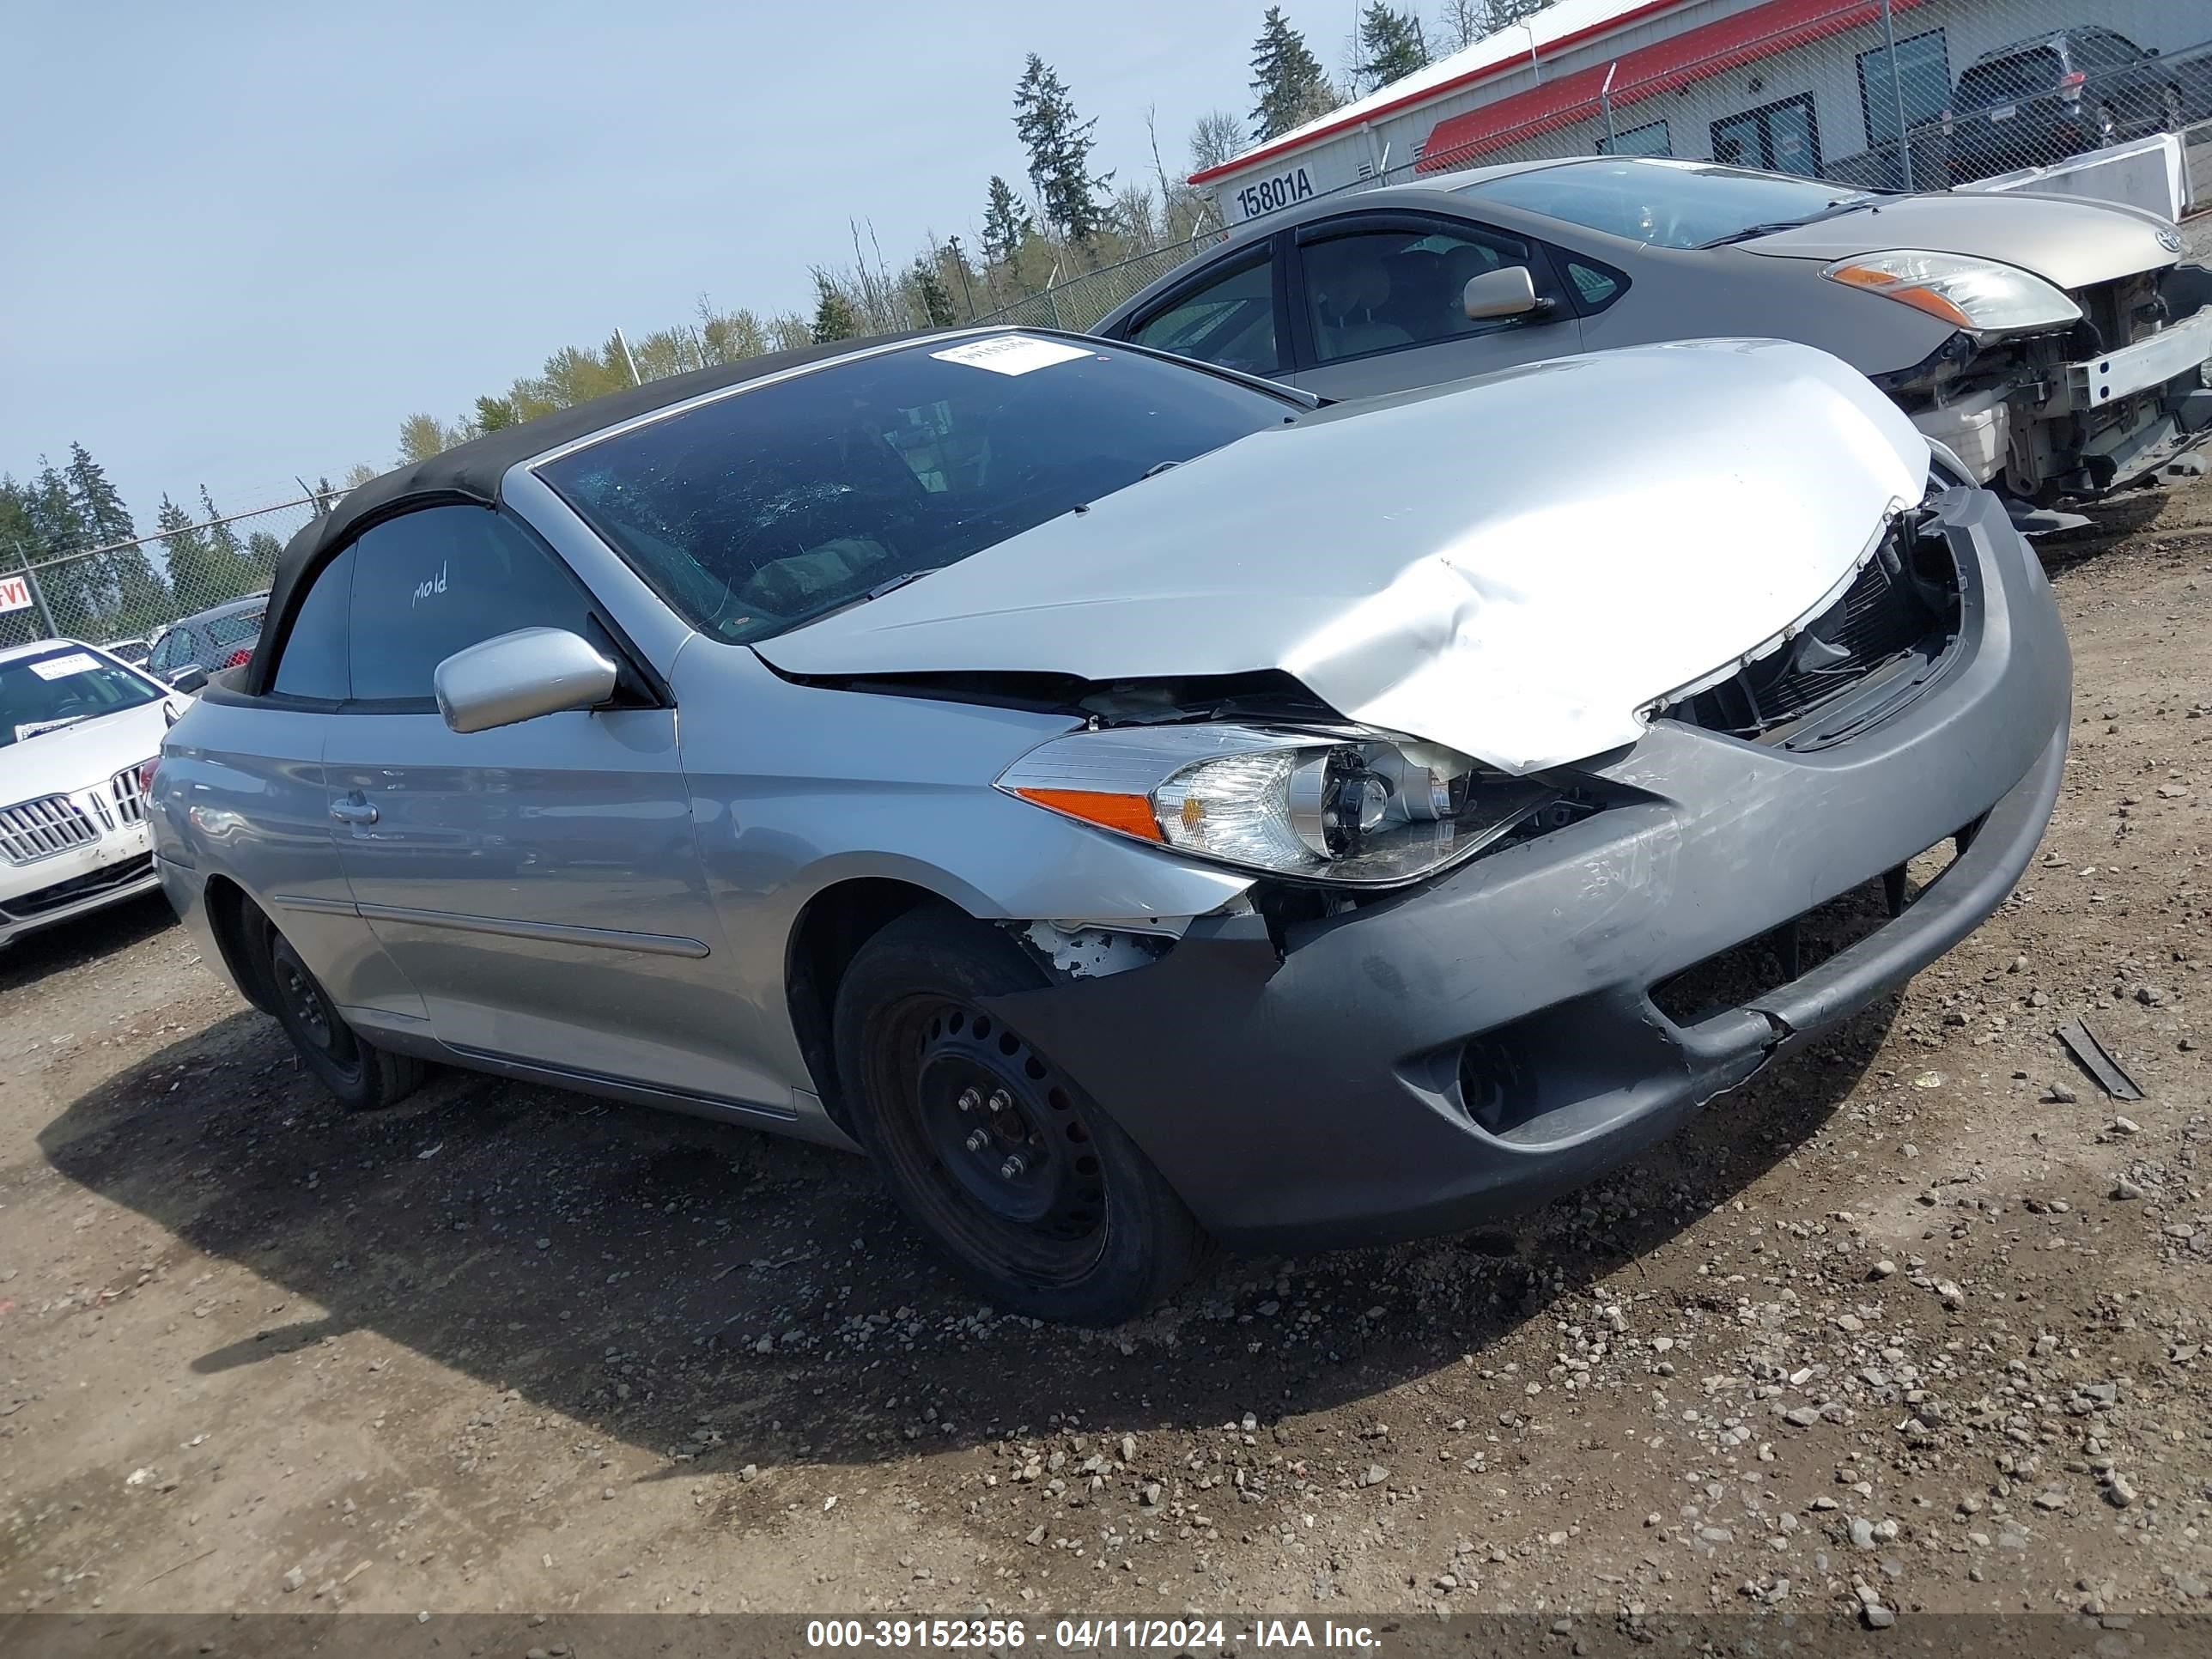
0,0,1296,532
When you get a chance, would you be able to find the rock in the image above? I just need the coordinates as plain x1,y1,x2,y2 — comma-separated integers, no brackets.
1139,1482,1162,1506
1863,1604,1896,1629
2136,986,2168,1006
2112,1178,2144,1200
282,1567,305,1593
1936,1280,1966,1309
2112,1116,2142,1136
1869,1260,1897,1279
1783,1406,1820,1428
2106,1474,2137,1509
1850,1517,1877,1549
1360,1463,1389,1488
2045,1083,2079,1104
1120,1435,1136,1464
1025,1526,1046,1546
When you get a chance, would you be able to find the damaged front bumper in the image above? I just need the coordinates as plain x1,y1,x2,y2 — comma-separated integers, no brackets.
984,487,2070,1249
1911,290,2212,496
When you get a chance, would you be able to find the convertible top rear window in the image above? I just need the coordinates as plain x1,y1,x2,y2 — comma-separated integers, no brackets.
537,338,1292,645
1458,159,1869,250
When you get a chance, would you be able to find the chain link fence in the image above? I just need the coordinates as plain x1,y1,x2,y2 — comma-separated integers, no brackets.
1,492,338,667
980,3,2212,336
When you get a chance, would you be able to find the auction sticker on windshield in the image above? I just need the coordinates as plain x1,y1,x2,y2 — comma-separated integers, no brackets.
28,652,100,680
930,335,1096,375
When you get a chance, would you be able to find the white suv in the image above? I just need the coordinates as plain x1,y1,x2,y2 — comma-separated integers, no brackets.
1,639,183,949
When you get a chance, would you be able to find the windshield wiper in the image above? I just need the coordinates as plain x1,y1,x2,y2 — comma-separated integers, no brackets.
1699,197,1880,248
793,567,945,629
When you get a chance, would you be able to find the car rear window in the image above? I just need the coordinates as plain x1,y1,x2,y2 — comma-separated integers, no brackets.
1957,47,2064,108
537,337,1294,645
206,610,265,647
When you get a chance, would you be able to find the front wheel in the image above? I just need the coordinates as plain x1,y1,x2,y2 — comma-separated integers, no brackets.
832,908,1204,1325
262,927,426,1111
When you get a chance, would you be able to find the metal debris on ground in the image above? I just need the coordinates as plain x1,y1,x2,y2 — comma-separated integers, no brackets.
2052,1018,2145,1103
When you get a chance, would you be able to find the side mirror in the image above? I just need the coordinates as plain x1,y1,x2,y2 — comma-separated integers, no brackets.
1463,265,1543,320
168,665,210,694
434,627,617,735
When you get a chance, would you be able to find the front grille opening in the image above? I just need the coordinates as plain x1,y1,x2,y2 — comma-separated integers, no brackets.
1648,837,1963,1028
0,854,155,921
1660,509,1962,749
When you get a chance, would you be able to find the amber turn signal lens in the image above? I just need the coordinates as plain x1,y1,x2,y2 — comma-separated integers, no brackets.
1009,787,1165,843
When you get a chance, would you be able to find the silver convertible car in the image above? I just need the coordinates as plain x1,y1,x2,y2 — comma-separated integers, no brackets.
1094,156,2212,501
151,327,2069,1323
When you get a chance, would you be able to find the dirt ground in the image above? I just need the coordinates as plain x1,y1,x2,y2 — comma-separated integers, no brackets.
3,481,2209,1631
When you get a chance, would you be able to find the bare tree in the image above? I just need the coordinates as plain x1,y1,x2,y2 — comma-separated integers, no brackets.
1436,0,1494,54
1188,108,1246,175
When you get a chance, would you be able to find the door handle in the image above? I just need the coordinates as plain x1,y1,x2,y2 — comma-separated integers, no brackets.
330,795,379,826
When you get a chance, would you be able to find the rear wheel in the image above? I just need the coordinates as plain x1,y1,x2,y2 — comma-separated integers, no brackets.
262,927,425,1111
833,908,1203,1325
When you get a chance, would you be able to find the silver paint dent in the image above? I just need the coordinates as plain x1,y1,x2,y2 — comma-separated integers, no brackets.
754,339,1928,775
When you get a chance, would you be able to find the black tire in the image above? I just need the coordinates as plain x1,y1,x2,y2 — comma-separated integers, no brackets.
832,908,1204,1325
261,926,425,1111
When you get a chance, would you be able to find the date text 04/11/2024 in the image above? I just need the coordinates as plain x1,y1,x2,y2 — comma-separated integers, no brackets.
1234,166,1316,221
802,1617,1381,1650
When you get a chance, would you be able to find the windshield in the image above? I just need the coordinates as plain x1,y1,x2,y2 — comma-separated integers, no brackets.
1957,47,2065,109
1,646,162,748
538,336,1295,644
206,608,266,647
1459,159,1872,250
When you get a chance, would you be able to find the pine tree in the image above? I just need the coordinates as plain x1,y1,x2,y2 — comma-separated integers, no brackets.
155,495,223,617
981,176,1034,266
908,257,957,327
197,487,262,605
811,271,860,343
1249,7,1340,142
1012,55,1114,245
1355,3,1429,90
61,442,169,635
474,395,519,431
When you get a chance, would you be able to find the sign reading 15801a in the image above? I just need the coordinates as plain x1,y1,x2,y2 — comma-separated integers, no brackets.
1235,167,1316,220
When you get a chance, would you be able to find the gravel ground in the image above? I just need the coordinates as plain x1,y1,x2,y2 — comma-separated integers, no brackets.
2,479,2209,1627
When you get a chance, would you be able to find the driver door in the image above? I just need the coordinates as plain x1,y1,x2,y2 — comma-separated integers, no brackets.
319,504,776,1110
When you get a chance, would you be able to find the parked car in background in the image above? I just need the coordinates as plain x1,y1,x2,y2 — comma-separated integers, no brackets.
1946,27,2207,184
101,635,152,667
152,329,2068,1322
3,640,183,948
145,592,268,690
1094,155,2212,501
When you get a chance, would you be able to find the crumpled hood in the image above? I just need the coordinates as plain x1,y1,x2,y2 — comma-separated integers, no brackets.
756,338,1929,775
1741,190,2179,290
2,696,174,802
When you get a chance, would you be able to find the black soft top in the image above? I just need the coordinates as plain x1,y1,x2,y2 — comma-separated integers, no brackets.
246,329,941,696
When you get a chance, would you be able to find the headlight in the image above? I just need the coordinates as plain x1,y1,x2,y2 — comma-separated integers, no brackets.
996,725,1559,886
1821,251,2081,335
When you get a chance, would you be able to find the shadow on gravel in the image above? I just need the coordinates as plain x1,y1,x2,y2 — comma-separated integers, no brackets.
0,891,174,996
38,989,1889,1472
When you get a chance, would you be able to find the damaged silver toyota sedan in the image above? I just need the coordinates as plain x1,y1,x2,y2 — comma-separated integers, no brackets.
150,327,2070,1324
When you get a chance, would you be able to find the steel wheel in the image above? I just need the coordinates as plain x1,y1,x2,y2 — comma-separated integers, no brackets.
271,934,362,1086
832,907,1204,1324
878,995,1109,1285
